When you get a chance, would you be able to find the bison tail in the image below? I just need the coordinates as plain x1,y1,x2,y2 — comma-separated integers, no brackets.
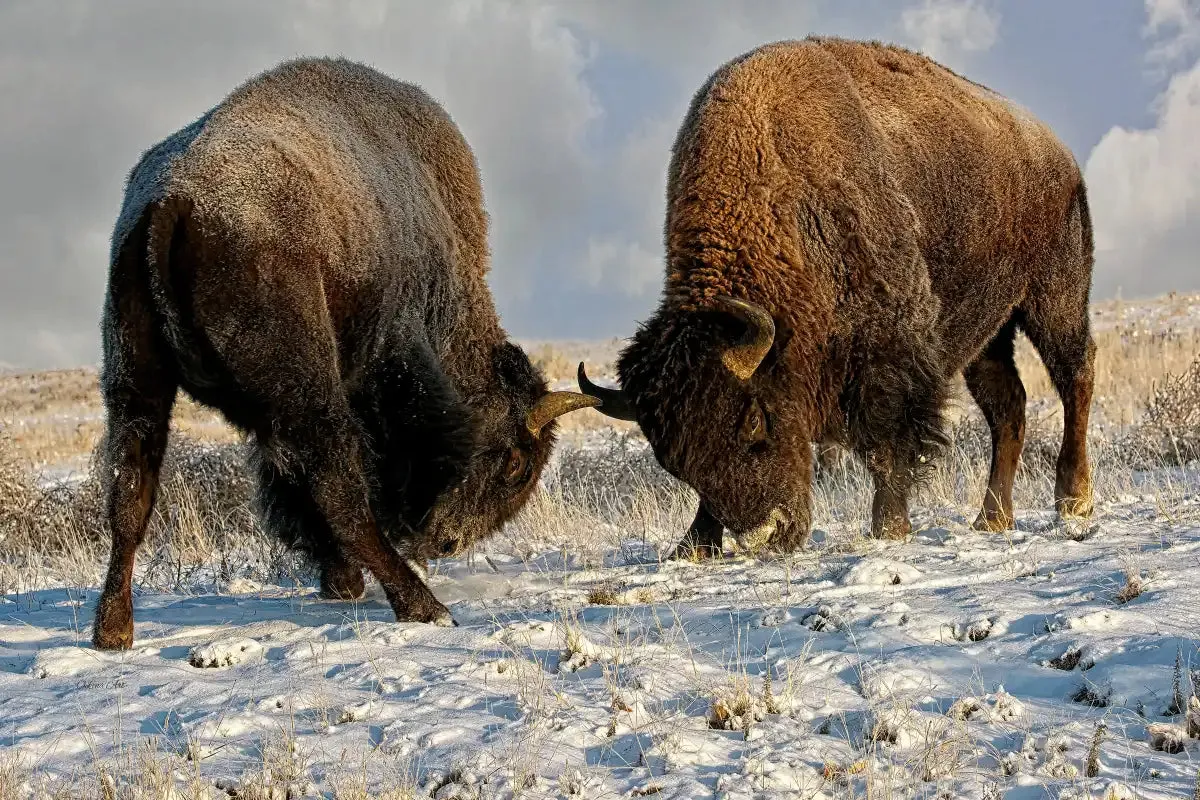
1073,178,1094,266
140,195,194,352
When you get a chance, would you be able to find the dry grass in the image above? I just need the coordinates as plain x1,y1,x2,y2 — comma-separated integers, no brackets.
0,368,236,473
0,429,278,597
1114,571,1145,604
4,298,1198,469
4,339,1198,597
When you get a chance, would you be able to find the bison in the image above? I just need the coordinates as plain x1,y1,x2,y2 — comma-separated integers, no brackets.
93,57,599,650
578,38,1096,557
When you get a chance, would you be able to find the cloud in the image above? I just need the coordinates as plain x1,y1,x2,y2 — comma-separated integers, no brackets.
1085,57,1200,299
1084,0,1200,299
550,1,824,78
900,0,999,67
0,0,602,368
1144,0,1200,68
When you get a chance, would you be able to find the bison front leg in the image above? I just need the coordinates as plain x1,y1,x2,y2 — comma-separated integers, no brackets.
253,458,365,600
289,412,454,626
671,502,724,561
869,467,913,540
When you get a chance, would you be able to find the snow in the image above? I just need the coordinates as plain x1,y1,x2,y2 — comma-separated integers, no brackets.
2,482,1199,798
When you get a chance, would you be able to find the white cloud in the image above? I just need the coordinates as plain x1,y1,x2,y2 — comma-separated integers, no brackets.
900,0,999,67
539,2,831,308
1144,0,1200,68
1085,58,1200,298
550,1,823,79
1084,0,1200,299
0,0,841,368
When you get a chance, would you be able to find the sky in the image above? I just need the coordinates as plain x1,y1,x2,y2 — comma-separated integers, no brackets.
0,0,1197,370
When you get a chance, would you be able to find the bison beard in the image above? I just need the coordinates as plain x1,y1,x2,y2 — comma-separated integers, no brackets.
91,58,599,650
578,37,1097,557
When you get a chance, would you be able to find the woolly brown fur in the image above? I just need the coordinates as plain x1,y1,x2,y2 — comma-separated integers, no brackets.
593,38,1097,555
93,57,590,648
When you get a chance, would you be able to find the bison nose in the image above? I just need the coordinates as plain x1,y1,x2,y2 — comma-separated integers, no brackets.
440,540,456,556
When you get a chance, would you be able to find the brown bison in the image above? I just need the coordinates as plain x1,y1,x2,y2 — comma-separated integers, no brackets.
579,38,1096,557
93,57,599,650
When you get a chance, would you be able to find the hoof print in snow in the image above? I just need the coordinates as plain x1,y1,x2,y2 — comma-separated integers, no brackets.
757,608,790,628
840,558,923,587
952,617,996,642
803,605,846,632
1036,734,1079,779
1046,646,1094,671
1147,722,1188,754
947,688,1025,722
1071,681,1111,708
337,700,380,725
187,638,264,669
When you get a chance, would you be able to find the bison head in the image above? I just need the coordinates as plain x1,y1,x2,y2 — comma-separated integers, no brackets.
579,296,815,553
362,340,597,562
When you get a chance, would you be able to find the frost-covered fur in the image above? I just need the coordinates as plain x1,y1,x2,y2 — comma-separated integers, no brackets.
587,38,1097,555
93,57,592,649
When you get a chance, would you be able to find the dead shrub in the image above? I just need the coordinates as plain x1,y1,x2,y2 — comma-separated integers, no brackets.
1125,354,1200,465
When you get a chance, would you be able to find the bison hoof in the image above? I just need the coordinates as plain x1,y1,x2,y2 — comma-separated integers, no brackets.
971,511,1014,532
870,518,912,541
319,563,366,600
669,542,721,562
92,596,134,651
93,627,134,651
1055,495,1094,520
391,596,456,628
415,607,457,628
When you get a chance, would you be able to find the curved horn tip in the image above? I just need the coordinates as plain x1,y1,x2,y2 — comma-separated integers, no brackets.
526,391,602,437
575,362,639,422
713,295,776,382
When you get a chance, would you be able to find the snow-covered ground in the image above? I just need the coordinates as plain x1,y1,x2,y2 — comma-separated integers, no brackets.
2,478,1199,798
2,291,1199,797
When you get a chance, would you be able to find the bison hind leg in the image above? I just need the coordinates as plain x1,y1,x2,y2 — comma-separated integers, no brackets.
965,318,1026,532
319,557,366,600
1021,305,1096,521
94,214,179,651
252,452,364,600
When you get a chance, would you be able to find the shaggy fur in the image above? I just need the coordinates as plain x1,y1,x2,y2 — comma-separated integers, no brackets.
93,57,595,650
581,38,1096,556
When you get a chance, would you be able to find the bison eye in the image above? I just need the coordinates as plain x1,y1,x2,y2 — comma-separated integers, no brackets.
740,398,768,446
503,447,531,485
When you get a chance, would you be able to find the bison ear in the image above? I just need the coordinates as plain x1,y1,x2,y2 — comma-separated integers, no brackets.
492,342,539,390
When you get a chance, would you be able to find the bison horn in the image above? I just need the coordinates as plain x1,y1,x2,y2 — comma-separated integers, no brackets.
576,363,638,422
526,391,602,437
714,295,775,381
